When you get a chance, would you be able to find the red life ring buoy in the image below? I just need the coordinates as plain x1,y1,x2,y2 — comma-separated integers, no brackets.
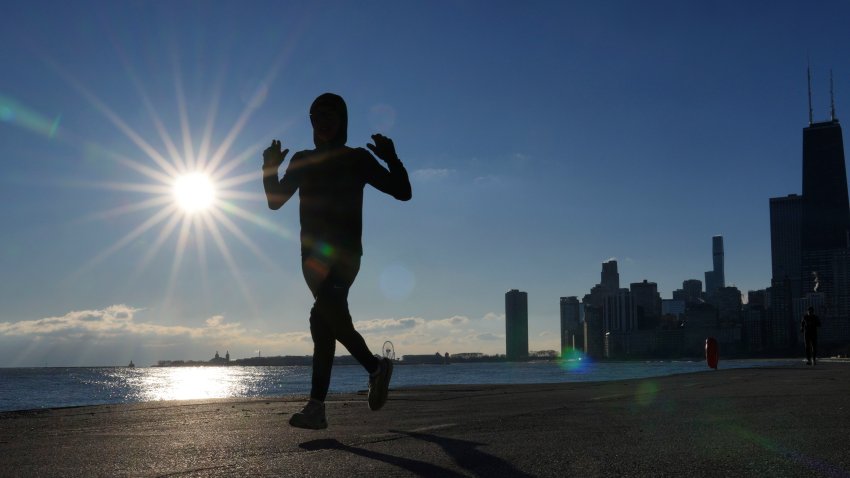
705,337,719,369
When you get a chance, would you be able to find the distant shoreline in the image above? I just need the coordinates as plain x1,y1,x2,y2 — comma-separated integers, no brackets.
2,354,836,369
149,350,827,368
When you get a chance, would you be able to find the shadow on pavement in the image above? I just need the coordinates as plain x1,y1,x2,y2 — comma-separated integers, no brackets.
390,430,535,478
299,438,466,477
300,430,534,478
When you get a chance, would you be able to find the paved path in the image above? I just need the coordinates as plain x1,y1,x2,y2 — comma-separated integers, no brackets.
1,362,849,477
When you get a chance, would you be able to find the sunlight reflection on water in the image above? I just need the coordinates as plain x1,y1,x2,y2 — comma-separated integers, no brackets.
0,359,797,412
101,366,310,403
137,367,248,401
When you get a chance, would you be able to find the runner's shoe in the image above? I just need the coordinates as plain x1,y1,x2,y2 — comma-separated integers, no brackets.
289,399,328,429
368,357,393,411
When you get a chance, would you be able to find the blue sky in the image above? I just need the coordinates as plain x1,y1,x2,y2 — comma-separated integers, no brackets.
1,1,849,366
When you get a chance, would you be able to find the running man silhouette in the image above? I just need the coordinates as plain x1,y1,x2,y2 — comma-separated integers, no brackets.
801,306,821,366
262,93,411,429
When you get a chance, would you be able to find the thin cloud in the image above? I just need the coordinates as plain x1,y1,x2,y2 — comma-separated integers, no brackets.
1,308,513,358
354,317,423,333
411,168,454,181
356,313,507,355
424,315,469,329
512,152,531,165
475,333,502,341
0,305,309,349
473,175,501,186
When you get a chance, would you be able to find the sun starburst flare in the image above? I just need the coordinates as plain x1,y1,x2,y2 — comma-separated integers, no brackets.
173,172,216,213
52,49,297,311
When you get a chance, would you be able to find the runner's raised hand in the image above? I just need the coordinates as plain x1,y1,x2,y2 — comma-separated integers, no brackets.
263,139,289,169
367,134,399,163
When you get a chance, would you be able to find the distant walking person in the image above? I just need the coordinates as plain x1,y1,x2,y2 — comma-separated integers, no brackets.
801,307,821,366
262,93,412,429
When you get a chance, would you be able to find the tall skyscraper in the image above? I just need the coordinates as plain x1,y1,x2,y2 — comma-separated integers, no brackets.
799,69,850,322
631,280,661,329
587,261,633,334
770,194,803,293
705,236,725,297
601,260,620,292
582,304,604,358
505,289,529,360
801,119,850,252
715,286,742,322
682,279,704,304
800,115,850,306
559,296,581,352
713,236,725,286
603,288,633,332
768,72,850,350
769,194,803,348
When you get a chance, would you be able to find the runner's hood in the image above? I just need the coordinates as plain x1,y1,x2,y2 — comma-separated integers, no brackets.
310,92,348,148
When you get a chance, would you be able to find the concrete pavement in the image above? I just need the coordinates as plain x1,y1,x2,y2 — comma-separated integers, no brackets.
1,362,849,477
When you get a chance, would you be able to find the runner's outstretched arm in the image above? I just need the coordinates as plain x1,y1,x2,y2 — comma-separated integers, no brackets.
262,139,299,210
365,134,412,201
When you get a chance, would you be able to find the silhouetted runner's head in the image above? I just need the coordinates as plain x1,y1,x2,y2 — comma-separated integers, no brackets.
310,93,348,149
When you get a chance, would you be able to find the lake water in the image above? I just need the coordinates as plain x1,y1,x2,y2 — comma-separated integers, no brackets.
0,358,795,412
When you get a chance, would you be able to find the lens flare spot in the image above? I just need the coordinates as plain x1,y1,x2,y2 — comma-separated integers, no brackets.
369,103,397,132
0,105,13,122
379,262,415,301
304,256,330,282
559,347,589,372
49,114,62,138
0,95,57,138
319,242,335,259
173,172,216,213
635,381,659,406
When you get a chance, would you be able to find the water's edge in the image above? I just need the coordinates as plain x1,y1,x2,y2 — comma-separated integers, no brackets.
0,359,798,413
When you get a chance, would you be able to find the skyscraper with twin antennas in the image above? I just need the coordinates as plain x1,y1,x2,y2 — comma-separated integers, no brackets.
770,68,850,349
800,69,850,312
801,70,850,254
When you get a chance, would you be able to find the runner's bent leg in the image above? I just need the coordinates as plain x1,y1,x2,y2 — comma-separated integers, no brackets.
812,336,818,362
318,255,380,374
309,306,336,402
303,255,335,403
805,336,813,363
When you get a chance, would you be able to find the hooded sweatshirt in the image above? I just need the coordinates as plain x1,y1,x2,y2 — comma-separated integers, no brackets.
263,93,411,258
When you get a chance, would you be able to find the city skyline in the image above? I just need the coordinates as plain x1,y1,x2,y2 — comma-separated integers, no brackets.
552,74,850,360
2,2,850,366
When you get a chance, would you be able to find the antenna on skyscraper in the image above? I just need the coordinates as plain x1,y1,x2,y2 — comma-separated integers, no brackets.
807,60,814,124
830,69,836,121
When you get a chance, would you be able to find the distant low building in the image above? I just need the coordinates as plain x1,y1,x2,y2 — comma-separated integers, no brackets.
402,353,447,364
209,350,230,364
451,352,484,360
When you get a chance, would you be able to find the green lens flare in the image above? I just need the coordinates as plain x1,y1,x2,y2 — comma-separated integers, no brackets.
0,95,60,139
558,347,587,372
635,381,659,406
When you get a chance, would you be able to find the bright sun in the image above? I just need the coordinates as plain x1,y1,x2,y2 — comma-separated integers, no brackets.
70,61,296,309
173,172,216,213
